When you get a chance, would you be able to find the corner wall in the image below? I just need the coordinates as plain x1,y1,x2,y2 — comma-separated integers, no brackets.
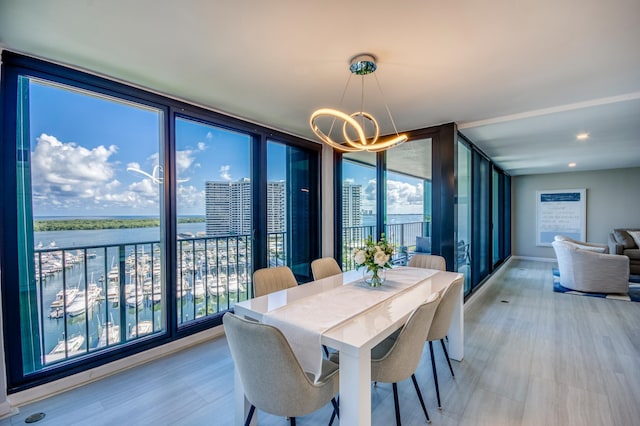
512,167,640,259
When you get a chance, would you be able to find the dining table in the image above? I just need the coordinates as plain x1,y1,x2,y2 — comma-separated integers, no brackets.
232,266,464,426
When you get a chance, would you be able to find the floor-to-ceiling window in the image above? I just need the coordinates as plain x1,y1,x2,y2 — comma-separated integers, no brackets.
385,138,432,265
267,139,319,282
11,77,167,376
0,51,320,392
175,118,253,324
340,152,377,270
456,140,472,293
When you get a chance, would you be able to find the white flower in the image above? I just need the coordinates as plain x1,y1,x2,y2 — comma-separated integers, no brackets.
373,251,387,267
354,250,366,265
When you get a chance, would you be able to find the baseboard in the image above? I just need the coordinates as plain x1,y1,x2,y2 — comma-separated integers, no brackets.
0,401,19,420
511,255,557,263
7,325,225,408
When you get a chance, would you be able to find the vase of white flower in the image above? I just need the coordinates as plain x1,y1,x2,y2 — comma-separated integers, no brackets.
353,234,394,287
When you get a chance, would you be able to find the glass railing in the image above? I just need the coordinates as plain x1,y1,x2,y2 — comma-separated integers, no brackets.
342,221,431,270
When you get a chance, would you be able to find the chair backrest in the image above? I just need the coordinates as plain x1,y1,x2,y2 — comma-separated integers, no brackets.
223,313,337,417
371,293,440,383
253,266,297,297
426,277,463,341
311,257,342,280
408,254,446,271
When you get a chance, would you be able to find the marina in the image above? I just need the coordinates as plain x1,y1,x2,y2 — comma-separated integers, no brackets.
35,222,254,365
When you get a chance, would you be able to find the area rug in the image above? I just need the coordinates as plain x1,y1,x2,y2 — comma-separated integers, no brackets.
552,268,640,302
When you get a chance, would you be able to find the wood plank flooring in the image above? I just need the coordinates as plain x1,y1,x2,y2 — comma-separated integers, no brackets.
2,259,639,425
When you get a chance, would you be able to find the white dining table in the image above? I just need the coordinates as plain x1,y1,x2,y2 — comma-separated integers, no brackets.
232,266,464,426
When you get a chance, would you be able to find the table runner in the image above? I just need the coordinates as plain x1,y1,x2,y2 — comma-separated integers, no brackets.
262,267,437,381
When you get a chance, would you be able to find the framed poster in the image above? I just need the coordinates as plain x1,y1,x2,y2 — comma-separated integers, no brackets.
536,189,586,246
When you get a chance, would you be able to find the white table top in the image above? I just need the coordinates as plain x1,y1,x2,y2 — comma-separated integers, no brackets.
234,266,463,361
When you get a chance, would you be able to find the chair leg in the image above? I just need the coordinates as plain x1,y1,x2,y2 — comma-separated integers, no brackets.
244,405,256,426
290,417,296,426
392,382,402,426
429,341,442,409
328,397,339,426
440,338,455,378
411,374,431,423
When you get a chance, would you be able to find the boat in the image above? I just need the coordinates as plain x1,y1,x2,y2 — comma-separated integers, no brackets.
97,322,120,348
45,335,85,363
50,287,79,309
129,320,153,339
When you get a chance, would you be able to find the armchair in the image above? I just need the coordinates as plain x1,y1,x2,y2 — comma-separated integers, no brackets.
554,235,609,253
552,240,630,294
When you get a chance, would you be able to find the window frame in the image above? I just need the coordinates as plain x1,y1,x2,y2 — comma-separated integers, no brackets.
0,51,321,392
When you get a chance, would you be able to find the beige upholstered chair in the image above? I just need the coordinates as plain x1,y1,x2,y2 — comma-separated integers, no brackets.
408,254,446,271
426,277,463,409
252,266,297,298
330,293,440,426
311,257,342,280
554,234,609,253
223,313,339,425
552,240,629,294
370,294,440,425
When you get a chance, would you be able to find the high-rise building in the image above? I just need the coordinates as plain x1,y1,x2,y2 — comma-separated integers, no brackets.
205,179,286,236
342,183,362,227
267,181,286,233
205,178,252,236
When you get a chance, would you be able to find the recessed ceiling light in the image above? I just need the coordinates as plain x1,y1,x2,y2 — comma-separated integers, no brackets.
576,133,589,140
568,162,576,168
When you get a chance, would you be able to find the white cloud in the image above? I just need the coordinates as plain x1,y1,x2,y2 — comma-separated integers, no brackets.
31,133,161,212
197,142,206,151
360,178,424,214
206,132,213,140
219,165,232,181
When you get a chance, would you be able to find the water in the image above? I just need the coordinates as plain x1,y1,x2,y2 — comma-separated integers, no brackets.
34,221,206,363
363,214,424,226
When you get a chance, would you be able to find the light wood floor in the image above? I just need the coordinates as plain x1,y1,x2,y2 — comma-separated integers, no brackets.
2,259,639,426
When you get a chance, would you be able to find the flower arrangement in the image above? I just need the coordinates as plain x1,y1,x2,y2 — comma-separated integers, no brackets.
353,234,394,286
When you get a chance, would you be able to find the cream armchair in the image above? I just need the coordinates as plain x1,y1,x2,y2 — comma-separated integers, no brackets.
552,240,629,294
553,235,609,253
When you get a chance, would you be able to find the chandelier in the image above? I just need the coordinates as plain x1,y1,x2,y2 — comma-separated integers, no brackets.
310,54,407,152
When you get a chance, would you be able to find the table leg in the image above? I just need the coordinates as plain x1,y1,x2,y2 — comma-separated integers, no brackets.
339,347,371,425
447,283,464,361
234,365,255,426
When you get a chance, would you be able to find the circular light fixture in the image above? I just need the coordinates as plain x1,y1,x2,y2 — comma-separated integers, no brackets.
309,53,407,152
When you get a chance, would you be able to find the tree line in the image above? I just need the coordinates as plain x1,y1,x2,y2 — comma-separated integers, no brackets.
34,217,205,232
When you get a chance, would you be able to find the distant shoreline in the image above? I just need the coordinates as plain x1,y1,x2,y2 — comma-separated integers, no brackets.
34,217,205,232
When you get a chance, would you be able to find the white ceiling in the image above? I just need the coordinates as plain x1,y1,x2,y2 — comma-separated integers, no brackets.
1,0,639,176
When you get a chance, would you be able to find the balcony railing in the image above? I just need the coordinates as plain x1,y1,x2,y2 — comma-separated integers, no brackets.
34,233,263,366
342,221,431,270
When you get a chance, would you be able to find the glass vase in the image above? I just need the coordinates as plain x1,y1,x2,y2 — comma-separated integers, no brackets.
363,268,386,287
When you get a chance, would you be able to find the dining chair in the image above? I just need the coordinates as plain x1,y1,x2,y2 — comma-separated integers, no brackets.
426,277,463,409
311,257,342,280
330,293,440,426
252,265,298,297
223,313,340,426
408,253,446,271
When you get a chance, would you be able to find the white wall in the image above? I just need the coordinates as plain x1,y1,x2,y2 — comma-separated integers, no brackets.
512,167,640,259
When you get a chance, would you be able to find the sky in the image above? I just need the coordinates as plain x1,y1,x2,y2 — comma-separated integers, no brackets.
342,161,425,215
27,78,423,217
28,79,284,217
